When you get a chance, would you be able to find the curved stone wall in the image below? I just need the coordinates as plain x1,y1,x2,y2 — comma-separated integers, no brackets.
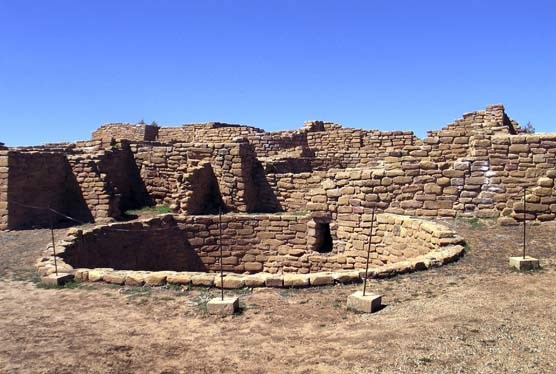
35,213,465,287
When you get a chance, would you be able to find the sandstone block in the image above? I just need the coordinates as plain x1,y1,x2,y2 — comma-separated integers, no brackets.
309,273,334,286
538,177,554,188
214,275,245,289
125,272,146,286
167,273,193,285
103,272,127,285
333,271,361,284
283,274,309,288
144,272,168,286
347,291,382,313
191,273,215,286
41,273,74,287
207,297,239,316
244,262,263,272
509,256,540,271
265,275,284,287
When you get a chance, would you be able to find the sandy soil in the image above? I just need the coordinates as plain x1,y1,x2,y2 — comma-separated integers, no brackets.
0,219,555,373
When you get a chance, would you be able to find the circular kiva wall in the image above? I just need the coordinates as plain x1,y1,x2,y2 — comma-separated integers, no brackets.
36,213,465,288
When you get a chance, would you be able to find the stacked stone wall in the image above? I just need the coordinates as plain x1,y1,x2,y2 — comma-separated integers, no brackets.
43,213,463,278
5,151,92,228
92,123,159,143
129,141,277,214
0,150,10,229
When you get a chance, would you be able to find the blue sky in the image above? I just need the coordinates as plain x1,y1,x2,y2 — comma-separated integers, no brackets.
0,0,554,146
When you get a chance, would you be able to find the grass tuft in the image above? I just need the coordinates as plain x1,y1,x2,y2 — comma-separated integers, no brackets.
125,205,173,215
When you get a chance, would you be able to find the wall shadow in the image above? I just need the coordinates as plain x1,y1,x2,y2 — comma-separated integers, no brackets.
62,227,207,272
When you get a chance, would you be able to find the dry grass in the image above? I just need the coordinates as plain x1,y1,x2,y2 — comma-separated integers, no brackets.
0,220,555,373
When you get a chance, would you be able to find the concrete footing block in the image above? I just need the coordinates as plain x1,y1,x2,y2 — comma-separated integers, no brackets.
41,273,74,287
509,256,540,271
347,291,382,313
207,297,240,316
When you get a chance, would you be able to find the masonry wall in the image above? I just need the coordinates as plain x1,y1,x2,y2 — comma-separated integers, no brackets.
129,141,280,214
6,151,92,229
92,124,159,143
55,213,463,276
0,150,9,229
60,216,205,271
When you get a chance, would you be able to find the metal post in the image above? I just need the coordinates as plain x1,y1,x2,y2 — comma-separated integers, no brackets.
48,208,59,276
523,188,526,259
219,207,224,301
363,207,375,296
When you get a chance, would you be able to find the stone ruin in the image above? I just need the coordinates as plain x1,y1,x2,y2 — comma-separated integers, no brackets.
2,104,555,286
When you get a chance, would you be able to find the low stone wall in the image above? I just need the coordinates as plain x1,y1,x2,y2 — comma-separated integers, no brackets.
35,213,465,287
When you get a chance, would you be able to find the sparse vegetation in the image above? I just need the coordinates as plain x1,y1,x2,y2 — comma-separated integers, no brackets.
522,121,535,134
124,204,173,216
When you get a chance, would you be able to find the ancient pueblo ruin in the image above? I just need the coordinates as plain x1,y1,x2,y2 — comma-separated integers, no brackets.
1,104,554,288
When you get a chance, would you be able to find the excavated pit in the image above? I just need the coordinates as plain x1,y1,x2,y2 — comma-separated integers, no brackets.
38,213,466,287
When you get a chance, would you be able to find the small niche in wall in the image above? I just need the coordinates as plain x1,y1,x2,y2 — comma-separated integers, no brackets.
315,222,333,253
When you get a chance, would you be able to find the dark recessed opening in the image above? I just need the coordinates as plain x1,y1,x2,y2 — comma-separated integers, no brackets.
315,222,333,253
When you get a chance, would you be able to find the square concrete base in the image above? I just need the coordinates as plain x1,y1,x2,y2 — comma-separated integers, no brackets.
509,256,540,271
41,273,74,286
347,291,382,313
207,297,240,316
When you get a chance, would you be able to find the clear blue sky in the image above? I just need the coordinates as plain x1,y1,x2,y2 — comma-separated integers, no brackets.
1,0,554,146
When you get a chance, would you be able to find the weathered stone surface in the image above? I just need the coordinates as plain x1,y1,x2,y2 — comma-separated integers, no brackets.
125,272,147,286
509,256,540,271
214,275,245,289
166,272,193,285
41,273,74,287
333,271,361,284
283,274,309,288
207,297,239,316
144,272,168,286
347,291,382,313
191,273,215,287
103,272,127,285
309,273,334,286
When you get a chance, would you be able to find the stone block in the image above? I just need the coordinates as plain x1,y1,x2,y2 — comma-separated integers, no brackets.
347,291,382,313
191,273,215,286
509,256,540,271
283,274,309,288
125,272,146,286
214,275,245,289
144,272,168,286
41,273,74,287
207,297,239,316
167,273,193,285
265,275,284,287
309,273,335,286
333,271,361,284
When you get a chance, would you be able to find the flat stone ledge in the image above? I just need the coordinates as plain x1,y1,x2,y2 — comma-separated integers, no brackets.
207,297,239,316
509,256,540,271
347,291,382,313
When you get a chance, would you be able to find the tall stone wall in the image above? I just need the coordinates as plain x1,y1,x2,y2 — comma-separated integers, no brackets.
128,140,279,214
92,123,159,143
3,104,556,229
5,151,92,229
1,141,150,229
0,150,10,229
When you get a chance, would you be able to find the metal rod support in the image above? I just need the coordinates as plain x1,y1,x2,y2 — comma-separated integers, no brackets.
363,207,375,296
49,207,58,276
219,207,224,301
523,188,526,259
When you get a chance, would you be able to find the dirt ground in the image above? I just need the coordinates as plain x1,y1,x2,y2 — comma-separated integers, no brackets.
0,219,555,374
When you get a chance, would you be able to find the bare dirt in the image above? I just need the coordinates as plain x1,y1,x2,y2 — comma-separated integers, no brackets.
1,219,555,373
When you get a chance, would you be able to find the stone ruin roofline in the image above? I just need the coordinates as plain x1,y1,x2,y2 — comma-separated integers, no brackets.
92,103,522,145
